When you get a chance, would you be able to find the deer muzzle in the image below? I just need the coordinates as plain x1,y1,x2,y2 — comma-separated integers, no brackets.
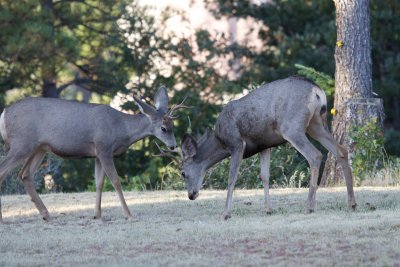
188,190,199,200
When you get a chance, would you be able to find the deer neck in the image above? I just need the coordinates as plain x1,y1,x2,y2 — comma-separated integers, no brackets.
195,134,230,171
124,113,153,144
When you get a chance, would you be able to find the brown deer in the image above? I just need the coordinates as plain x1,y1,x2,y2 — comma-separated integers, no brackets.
0,86,185,222
178,77,356,220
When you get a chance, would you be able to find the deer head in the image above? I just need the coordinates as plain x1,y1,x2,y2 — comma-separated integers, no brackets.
133,86,188,150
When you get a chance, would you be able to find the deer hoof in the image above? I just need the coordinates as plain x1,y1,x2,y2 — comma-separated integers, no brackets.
351,203,357,210
306,209,314,214
221,213,231,221
266,210,273,215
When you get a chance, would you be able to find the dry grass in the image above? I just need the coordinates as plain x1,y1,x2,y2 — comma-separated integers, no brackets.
1,187,400,266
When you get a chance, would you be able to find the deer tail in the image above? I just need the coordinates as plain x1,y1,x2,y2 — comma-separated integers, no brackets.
0,109,9,145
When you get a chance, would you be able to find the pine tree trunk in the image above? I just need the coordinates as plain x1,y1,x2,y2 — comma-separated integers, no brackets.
42,70,58,98
40,0,59,98
320,0,384,186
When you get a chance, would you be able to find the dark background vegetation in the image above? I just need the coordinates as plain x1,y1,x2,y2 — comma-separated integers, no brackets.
0,0,399,193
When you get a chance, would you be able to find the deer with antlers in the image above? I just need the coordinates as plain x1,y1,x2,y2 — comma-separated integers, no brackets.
0,86,187,222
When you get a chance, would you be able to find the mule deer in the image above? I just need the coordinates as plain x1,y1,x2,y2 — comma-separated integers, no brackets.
179,77,356,220
0,86,184,222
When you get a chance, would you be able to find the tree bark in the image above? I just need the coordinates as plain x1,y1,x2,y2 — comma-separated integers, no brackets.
320,0,384,186
40,0,59,98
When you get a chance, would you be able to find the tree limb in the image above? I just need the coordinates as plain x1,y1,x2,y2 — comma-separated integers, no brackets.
56,77,90,93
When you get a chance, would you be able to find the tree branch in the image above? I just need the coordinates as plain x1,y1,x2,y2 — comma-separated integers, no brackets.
56,77,90,93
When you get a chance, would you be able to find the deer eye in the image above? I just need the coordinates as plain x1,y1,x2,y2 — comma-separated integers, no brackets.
181,171,186,178
161,126,167,132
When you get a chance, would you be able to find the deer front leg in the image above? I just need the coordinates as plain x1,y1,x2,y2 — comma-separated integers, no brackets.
94,158,106,219
260,149,273,215
222,141,245,220
97,153,133,219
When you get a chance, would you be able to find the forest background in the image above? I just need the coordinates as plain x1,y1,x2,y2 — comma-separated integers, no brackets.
0,0,399,194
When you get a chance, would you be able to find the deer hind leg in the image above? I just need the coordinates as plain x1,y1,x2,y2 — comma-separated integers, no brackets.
282,131,322,213
97,153,133,219
18,150,50,221
222,140,245,220
93,158,105,219
307,118,357,209
260,148,273,214
0,147,34,222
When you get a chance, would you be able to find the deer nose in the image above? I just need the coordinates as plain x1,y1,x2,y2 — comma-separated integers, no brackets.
188,191,199,200
169,145,176,150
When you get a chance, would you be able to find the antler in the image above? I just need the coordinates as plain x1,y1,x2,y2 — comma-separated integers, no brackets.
166,96,190,119
152,142,182,166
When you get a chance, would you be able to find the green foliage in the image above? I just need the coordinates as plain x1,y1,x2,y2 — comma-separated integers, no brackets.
349,119,386,184
1,0,400,193
0,0,132,98
60,158,94,192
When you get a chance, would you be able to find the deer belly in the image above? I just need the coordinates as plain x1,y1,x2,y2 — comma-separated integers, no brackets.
243,136,286,159
41,143,95,159
113,146,128,157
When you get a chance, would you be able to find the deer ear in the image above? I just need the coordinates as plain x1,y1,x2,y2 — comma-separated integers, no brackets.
133,95,156,117
182,133,197,159
154,86,169,113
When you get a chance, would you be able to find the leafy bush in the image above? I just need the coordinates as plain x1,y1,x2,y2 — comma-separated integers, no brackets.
349,118,386,184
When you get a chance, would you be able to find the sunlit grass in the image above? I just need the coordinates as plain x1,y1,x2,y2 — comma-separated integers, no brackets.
1,187,400,266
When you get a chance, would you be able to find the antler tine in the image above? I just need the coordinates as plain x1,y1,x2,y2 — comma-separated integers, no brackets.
167,96,190,119
152,141,181,165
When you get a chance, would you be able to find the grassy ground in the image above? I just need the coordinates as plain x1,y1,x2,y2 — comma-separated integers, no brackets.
1,187,400,266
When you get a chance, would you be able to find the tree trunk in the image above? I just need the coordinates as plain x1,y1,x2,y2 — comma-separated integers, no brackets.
40,0,59,98
42,76,59,98
320,0,384,186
